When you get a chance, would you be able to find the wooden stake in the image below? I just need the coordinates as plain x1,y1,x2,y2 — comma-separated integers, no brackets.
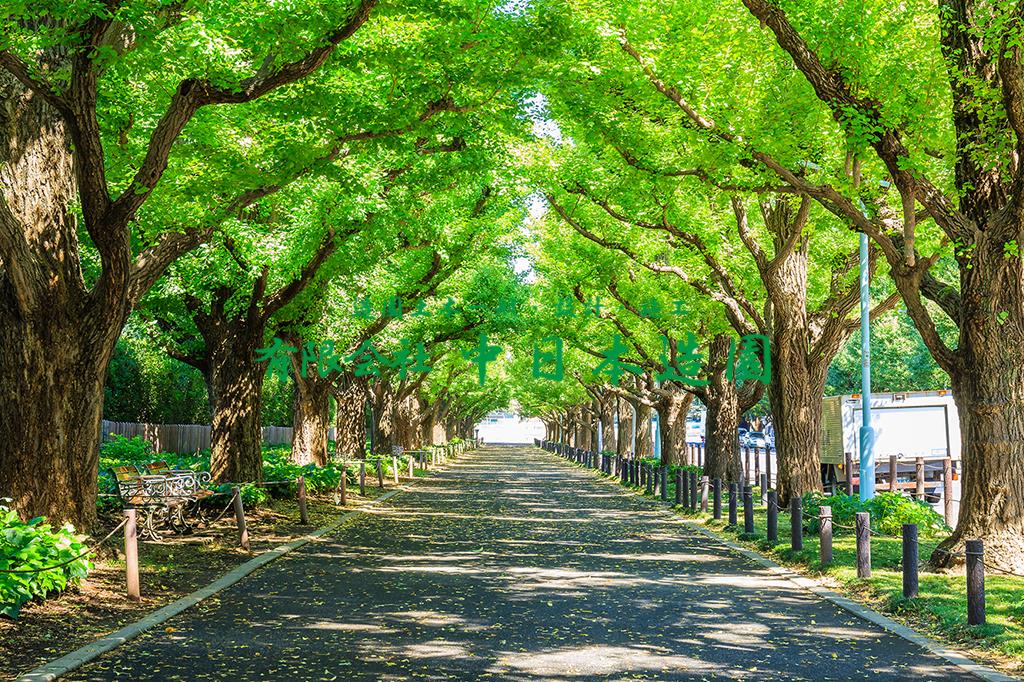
125,509,140,600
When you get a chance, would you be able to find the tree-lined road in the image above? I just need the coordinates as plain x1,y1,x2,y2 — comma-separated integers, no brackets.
67,447,978,680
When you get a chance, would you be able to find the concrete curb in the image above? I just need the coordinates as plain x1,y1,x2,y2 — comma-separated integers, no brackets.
16,479,419,682
542,449,1018,682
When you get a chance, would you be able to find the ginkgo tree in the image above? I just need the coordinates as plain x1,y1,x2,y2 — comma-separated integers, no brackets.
0,0,551,528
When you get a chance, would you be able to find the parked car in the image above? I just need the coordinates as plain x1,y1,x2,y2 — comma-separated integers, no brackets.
738,427,748,444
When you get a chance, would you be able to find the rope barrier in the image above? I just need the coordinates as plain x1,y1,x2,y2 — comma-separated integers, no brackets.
0,517,129,575
205,494,239,526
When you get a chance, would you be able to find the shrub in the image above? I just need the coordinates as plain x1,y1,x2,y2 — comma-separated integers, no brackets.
99,434,155,463
0,503,91,619
801,491,949,537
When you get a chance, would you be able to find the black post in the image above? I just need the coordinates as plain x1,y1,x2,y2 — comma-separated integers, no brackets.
819,505,832,566
902,524,919,599
728,482,738,526
689,471,698,509
767,490,778,543
660,466,668,501
759,473,767,506
675,469,683,506
855,511,871,578
359,461,366,496
790,497,803,551
681,470,690,507
645,465,653,495
743,485,754,533
713,478,722,520
966,539,986,625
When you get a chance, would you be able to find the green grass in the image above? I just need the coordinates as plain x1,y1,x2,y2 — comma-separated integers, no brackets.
586,461,1024,671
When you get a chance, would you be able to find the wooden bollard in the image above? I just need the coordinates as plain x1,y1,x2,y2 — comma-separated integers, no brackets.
790,497,803,551
125,509,140,600
713,478,722,520
689,470,698,509
232,485,250,552
377,459,384,488
392,456,399,483
728,482,738,526
844,451,853,494
889,455,898,492
819,505,832,566
675,469,683,506
359,461,366,495
767,491,778,543
902,524,918,599
700,476,709,512
855,511,871,578
943,457,954,525
915,457,925,499
742,485,754,533
297,475,309,525
966,539,986,625
338,469,347,506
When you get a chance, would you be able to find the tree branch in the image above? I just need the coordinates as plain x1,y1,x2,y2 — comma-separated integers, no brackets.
107,0,378,227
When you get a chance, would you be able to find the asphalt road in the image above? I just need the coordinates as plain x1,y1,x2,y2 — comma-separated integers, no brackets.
65,446,979,681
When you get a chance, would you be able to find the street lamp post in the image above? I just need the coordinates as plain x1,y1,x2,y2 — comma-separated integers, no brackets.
858,231,876,501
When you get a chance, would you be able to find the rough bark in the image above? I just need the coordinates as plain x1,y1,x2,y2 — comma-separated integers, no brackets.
369,382,396,455
657,388,694,467
0,73,125,529
616,397,632,457
599,392,617,453
290,371,331,466
700,335,743,483
635,401,653,459
334,372,367,459
207,321,266,483
937,230,1024,568
758,199,828,501
394,394,422,450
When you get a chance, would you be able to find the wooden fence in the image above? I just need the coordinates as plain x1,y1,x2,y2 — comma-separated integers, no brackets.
101,420,336,454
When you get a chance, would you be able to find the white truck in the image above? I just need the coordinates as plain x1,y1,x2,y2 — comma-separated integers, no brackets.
820,390,961,523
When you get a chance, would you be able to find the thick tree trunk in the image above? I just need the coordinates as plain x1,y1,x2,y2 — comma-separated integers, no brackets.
702,336,742,483
0,323,121,530
290,372,331,466
635,402,653,459
768,357,826,502
579,408,593,450
600,393,616,453
208,325,266,483
932,224,1024,571
0,74,125,529
334,373,367,459
394,394,421,450
370,383,396,455
657,389,694,467
616,398,632,457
